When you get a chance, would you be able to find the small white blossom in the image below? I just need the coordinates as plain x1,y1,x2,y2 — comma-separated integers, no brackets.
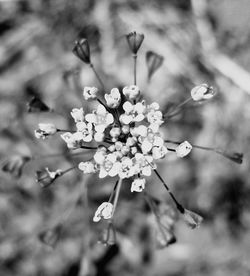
61,132,84,149
35,123,57,139
83,86,98,101
85,104,114,133
104,88,121,108
131,177,146,192
118,157,134,179
176,141,192,158
93,202,113,222
93,147,107,165
78,161,96,174
110,127,121,139
122,85,140,100
130,125,147,137
120,101,145,124
191,84,214,101
71,108,84,122
99,153,121,178
94,132,105,142
121,125,130,134
133,153,154,176
76,122,93,142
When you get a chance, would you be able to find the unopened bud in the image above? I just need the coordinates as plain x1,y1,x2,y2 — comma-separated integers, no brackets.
126,31,144,55
72,38,91,64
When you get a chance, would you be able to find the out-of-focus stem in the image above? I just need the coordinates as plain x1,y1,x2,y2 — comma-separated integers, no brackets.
133,54,137,85
90,63,106,91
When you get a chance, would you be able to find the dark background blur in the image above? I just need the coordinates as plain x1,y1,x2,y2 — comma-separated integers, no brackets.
0,0,250,275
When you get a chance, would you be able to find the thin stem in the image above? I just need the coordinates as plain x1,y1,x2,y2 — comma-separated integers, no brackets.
32,151,91,160
90,63,106,91
133,54,137,85
111,178,122,218
165,139,218,152
108,180,119,203
153,169,184,214
164,97,192,118
57,129,73,133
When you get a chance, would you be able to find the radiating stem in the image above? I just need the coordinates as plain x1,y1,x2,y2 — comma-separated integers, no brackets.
111,178,122,217
90,63,106,91
32,151,91,160
165,139,220,153
164,97,192,118
153,169,185,214
133,54,137,85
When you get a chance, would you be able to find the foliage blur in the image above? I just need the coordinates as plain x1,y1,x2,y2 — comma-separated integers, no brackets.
0,0,250,275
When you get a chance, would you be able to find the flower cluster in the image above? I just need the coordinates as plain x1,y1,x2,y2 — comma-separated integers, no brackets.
63,86,169,187
27,31,243,248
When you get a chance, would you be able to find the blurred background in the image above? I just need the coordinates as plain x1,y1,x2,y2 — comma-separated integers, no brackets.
0,0,250,275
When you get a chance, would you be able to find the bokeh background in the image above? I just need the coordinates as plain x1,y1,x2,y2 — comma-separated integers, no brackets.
0,0,250,275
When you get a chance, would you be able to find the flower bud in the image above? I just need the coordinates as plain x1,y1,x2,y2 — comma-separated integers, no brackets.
27,96,50,113
72,38,91,64
83,86,98,101
146,51,164,81
93,202,113,222
35,123,57,139
221,152,243,164
110,127,121,138
122,125,130,134
70,108,84,123
126,31,144,55
191,84,215,101
104,88,121,108
78,161,96,174
122,85,140,100
131,177,146,192
175,141,192,158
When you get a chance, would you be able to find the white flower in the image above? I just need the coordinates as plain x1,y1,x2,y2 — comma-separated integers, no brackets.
78,161,96,174
176,141,192,157
120,101,145,124
85,104,114,133
104,88,121,108
118,157,134,179
110,127,121,139
130,125,147,137
94,147,107,165
133,153,154,176
99,153,121,178
93,202,113,222
83,86,98,100
152,145,168,159
60,132,83,149
122,85,140,100
191,84,214,101
76,122,93,142
94,132,105,142
140,133,164,154
131,178,146,192
121,125,130,134
35,123,57,139
71,108,84,122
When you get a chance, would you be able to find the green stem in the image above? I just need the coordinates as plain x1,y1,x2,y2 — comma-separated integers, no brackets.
133,54,137,85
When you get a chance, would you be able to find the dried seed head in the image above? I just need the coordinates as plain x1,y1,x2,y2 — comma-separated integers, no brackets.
72,38,91,64
182,209,203,229
126,31,144,55
27,96,50,113
146,51,164,81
